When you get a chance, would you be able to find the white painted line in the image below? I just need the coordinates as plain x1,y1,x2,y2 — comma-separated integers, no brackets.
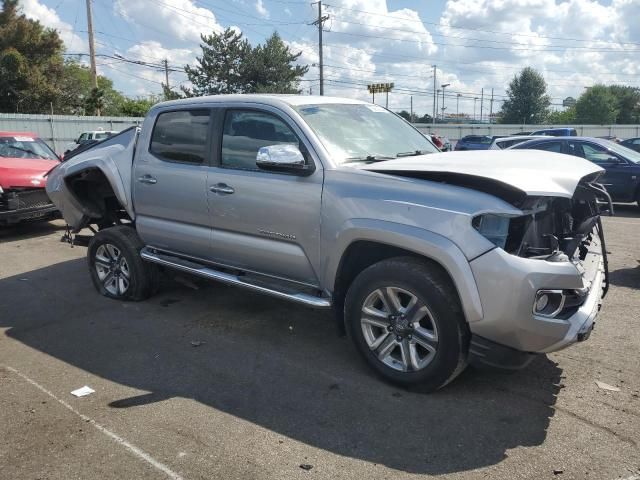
4,365,184,480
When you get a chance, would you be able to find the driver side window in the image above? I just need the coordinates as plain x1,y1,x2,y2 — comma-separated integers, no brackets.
221,110,300,171
581,143,615,164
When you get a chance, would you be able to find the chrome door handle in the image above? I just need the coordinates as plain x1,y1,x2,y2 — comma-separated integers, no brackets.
209,184,234,194
137,175,157,185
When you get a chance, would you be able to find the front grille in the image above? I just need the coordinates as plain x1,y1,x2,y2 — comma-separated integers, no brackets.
0,189,53,211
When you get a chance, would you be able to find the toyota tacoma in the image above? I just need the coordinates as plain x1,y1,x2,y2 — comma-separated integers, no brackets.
46,95,609,391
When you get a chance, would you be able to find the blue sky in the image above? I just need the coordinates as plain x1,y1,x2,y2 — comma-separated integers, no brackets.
19,0,640,117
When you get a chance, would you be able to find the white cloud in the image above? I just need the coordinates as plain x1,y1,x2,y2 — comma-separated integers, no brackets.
21,0,87,52
256,0,270,19
114,0,223,44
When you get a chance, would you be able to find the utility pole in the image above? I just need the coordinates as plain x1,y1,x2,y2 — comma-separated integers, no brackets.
456,93,461,118
410,96,413,122
436,89,440,124
312,2,329,96
480,88,484,123
432,65,437,125
163,59,170,90
85,0,99,115
473,97,478,121
489,88,494,124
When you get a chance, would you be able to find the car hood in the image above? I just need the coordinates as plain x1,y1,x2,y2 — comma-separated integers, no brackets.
360,150,604,198
0,156,60,189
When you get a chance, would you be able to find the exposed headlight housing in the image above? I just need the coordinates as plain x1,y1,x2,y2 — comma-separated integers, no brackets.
472,214,511,249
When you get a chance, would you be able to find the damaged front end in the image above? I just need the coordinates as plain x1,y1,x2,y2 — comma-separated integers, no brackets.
468,171,610,358
472,171,610,298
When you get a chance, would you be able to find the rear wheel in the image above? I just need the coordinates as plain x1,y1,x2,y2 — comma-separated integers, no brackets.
87,226,159,301
345,257,469,392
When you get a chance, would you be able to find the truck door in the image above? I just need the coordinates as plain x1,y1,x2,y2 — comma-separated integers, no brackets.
133,108,215,259
206,107,323,286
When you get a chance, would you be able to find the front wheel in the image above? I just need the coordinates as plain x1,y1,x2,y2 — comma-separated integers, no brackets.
345,257,469,392
87,226,159,301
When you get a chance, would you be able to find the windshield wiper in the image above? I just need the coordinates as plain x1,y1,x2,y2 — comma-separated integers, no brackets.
346,154,395,163
396,149,430,157
7,146,46,159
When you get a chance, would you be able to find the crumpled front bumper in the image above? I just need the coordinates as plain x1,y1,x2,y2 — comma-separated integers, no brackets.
468,229,605,355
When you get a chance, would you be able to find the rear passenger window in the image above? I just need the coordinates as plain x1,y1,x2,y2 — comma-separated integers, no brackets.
150,110,210,164
532,142,562,153
221,110,299,170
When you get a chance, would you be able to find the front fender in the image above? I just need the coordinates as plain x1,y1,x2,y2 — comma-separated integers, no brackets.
323,219,484,323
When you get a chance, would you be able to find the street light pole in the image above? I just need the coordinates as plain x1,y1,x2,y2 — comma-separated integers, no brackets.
441,83,450,122
473,97,478,121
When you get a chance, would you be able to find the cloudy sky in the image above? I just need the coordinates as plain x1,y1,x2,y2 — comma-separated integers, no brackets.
18,0,640,117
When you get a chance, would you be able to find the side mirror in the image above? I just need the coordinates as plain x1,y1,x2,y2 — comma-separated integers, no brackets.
256,144,314,175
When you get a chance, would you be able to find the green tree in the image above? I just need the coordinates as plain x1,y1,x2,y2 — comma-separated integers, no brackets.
546,106,576,124
162,84,182,101
0,0,64,113
183,27,251,96
575,85,618,124
499,67,551,124
55,60,126,115
183,28,308,96
608,85,640,124
245,32,308,93
397,110,412,121
119,97,158,117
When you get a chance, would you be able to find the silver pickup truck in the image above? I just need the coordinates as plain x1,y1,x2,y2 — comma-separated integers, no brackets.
46,95,609,391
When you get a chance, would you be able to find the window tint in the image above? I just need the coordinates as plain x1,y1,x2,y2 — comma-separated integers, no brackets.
566,141,585,158
531,141,562,153
150,110,210,164
221,110,299,170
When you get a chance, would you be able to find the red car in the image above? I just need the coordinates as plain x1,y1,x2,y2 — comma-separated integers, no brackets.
0,131,60,226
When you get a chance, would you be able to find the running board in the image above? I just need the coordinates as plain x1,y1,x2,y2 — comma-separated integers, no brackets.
140,247,331,309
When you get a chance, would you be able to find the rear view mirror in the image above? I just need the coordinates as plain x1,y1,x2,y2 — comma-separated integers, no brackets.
256,144,314,175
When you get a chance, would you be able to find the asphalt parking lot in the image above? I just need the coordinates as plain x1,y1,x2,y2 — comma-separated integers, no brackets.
1,212,639,480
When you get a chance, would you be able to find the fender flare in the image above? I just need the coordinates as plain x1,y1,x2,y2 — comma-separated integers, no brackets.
323,219,484,323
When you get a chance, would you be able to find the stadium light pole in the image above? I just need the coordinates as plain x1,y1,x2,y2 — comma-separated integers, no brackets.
441,83,450,122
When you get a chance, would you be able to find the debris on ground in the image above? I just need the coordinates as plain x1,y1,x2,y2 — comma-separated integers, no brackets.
190,340,205,347
70,386,95,397
553,468,564,475
299,464,313,471
595,381,620,392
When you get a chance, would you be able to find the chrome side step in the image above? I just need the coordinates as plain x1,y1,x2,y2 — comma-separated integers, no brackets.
140,247,331,309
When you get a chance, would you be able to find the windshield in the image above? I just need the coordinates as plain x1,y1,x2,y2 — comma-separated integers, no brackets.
294,103,438,164
0,135,58,160
604,140,640,163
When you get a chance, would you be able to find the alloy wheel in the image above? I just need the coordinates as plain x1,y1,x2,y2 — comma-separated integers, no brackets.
360,286,439,372
94,243,131,296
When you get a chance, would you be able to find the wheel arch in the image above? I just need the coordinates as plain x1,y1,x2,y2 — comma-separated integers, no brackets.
327,220,484,332
63,167,130,229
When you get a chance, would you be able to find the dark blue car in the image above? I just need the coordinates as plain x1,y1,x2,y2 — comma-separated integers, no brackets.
530,128,578,136
512,137,640,206
454,135,493,151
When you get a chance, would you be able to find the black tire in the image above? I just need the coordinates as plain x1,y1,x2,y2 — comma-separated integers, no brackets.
87,225,160,301
345,257,469,392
